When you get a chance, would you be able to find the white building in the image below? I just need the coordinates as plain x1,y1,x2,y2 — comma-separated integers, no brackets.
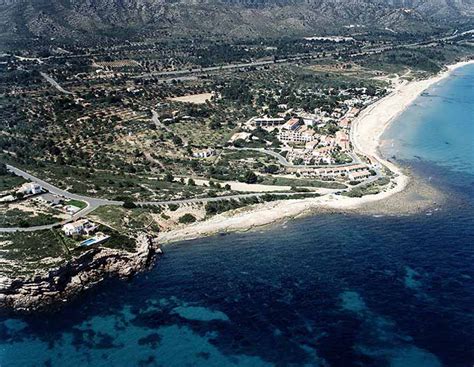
279,126,316,143
335,130,351,151
62,219,98,237
252,117,285,127
349,170,372,181
193,148,215,158
17,182,43,196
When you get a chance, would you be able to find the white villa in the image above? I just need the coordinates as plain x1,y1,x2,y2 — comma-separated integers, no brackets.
62,219,98,236
17,182,43,196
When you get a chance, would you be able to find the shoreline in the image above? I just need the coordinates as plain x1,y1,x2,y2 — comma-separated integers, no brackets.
0,234,160,313
158,59,474,244
2,60,471,313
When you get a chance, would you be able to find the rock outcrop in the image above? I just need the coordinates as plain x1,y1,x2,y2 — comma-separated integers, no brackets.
0,234,160,313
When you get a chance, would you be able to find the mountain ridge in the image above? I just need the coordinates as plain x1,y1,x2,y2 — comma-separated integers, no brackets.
1,0,473,44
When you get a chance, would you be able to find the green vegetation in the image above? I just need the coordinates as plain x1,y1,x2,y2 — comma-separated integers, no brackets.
0,230,71,277
260,176,346,189
90,206,161,233
353,44,474,76
0,208,61,228
0,174,26,192
205,193,320,215
0,223,138,277
65,199,87,209
178,213,197,224
342,177,391,198
123,200,137,209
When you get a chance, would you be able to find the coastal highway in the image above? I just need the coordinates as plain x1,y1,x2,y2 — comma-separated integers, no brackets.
0,190,317,233
2,160,382,233
131,34,460,81
5,164,120,217
1,164,324,233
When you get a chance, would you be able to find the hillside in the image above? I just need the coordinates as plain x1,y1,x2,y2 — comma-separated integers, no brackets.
1,0,473,46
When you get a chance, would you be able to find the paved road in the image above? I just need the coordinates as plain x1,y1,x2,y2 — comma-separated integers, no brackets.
1,164,317,233
40,72,74,95
2,148,382,233
6,164,120,217
151,110,172,133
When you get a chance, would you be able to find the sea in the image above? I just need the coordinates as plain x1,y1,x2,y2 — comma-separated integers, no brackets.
1,64,473,367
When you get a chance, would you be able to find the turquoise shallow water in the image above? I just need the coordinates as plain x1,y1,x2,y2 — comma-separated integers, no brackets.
382,63,474,175
0,65,473,367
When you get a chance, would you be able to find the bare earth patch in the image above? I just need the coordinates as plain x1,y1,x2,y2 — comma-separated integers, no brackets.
169,93,215,104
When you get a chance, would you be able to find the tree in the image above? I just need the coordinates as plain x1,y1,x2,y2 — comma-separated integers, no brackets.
233,139,245,148
209,120,222,130
164,171,174,182
178,213,197,224
243,171,258,184
0,163,8,176
265,164,279,174
122,200,137,209
172,135,183,146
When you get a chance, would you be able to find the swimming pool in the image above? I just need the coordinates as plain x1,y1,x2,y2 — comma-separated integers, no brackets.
80,238,97,247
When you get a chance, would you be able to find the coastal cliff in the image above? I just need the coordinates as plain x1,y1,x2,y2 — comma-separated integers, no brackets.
0,234,160,313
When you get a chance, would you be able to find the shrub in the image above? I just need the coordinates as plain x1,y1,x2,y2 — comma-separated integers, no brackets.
242,171,257,184
265,164,279,174
122,200,137,209
178,213,197,224
168,204,179,211
0,163,8,176
164,171,174,182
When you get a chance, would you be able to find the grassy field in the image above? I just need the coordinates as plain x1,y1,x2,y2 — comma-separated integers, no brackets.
65,199,87,209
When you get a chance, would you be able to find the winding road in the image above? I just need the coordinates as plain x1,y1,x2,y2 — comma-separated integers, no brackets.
40,72,74,95
2,161,380,233
1,164,323,233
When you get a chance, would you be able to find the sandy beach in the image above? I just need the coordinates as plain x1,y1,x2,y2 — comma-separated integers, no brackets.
159,60,474,244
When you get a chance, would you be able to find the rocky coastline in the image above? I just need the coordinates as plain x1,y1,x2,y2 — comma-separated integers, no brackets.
0,234,160,313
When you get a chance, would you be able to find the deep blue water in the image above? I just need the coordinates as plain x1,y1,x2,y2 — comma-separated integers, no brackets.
1,66,473,367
